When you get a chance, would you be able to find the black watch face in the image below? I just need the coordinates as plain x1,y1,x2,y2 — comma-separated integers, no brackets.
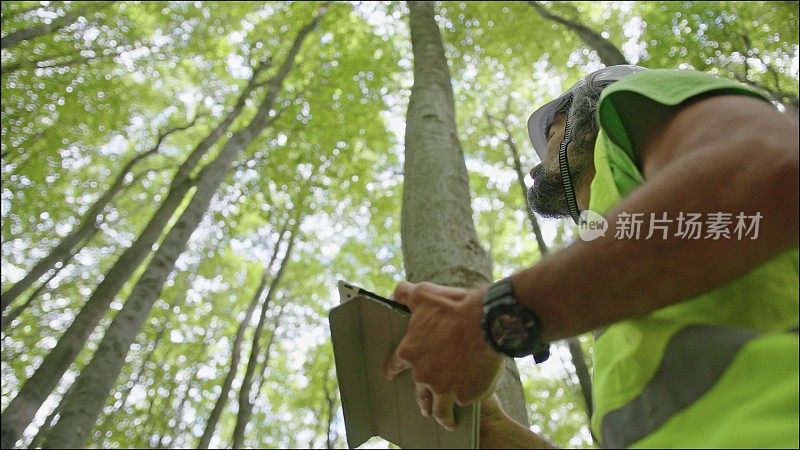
488,304,537,354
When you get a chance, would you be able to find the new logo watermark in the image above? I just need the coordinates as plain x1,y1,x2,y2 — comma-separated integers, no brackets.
578,210,608,241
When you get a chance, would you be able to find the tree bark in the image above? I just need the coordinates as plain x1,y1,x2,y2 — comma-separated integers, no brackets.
0,58,266,450
489,111,594,417
196,222,290,449
25,382,76,450
1,119,196,313
231,223,298,449
403,0,529,426
527,1,629,66
40,7,326,448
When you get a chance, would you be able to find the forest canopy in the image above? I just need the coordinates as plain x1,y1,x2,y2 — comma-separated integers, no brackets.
1,1,798,449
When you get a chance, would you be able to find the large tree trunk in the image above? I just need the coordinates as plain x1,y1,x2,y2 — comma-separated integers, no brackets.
40,8,326,447
403,0,529,426
231,223,298,449
0,57,268,450
1,119,196,313
490,112,594,417
527,1,629,66
25,382,77,450
196,222,290,449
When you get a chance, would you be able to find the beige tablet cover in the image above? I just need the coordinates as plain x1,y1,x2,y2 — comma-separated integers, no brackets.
329,280,479,449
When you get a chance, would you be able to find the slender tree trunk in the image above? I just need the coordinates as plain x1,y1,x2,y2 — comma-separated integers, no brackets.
1,250,73,333
322,365,337,450
253,306,286,396
527,1,629,66
142,378,177,449
157,337,207,450
1,120,195,313
2,3,46,22
113,325,167,414
1,11,83,50
231,224,298,449
41,8,326,447
196,223,290,449
0,2,114,50
403,0,529,426
136,389,160,448
489,111,595,417
0,61,266,450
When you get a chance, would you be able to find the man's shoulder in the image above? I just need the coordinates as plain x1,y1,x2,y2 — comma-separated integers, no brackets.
599,68,770,107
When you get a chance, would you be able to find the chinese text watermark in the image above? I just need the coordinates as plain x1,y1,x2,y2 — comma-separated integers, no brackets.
578,211,762,242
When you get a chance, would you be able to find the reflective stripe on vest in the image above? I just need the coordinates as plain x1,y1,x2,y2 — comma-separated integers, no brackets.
600,324,759,448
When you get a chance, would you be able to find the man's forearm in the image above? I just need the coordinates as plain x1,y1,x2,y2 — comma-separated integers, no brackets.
512,122,798,342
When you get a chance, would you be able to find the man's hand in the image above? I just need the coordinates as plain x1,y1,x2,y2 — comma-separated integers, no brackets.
382,281,503,431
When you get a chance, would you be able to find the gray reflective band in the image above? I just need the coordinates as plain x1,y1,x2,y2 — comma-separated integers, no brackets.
601,324,759,448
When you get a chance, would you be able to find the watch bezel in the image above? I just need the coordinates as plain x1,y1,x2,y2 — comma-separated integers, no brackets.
483,301,542,358
481,278,550,361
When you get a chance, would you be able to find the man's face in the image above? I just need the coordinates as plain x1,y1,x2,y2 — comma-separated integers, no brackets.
526,113,596,218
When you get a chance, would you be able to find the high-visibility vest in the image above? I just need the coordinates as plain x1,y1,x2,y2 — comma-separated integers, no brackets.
587,70,799,448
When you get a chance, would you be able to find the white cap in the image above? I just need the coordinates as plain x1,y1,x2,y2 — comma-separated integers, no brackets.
527,65,649,161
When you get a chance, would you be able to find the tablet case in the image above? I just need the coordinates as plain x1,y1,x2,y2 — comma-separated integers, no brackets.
329,280,479,449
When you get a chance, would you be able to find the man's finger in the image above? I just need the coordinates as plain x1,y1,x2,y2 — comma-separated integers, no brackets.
393,280,471,310
415,384,433,417
431,393,456,432
383,348,410,381
415,281,470,301
392,281,416,309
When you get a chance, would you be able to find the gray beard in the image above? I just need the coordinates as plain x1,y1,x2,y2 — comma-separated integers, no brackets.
527,163,571,219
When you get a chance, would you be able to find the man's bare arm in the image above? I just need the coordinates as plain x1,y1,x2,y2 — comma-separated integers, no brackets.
513,95,799,342
479,395,557,449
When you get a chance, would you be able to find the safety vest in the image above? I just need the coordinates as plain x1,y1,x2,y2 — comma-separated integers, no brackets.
587,70,800,448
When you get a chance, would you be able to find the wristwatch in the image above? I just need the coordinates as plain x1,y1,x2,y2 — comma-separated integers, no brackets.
481,277,550,362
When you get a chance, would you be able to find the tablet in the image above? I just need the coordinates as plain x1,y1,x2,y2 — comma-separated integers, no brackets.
329,280,479,449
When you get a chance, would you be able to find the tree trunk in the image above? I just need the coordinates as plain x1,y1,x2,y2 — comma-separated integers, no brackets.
25,383,77,449
1,119,195,313
403,0,529,426
41,8,326,447
322,365,337,450
109,308,172,417
253,305,286,396
196,223,290,449
527,1,629,66
0,2,116,50
490,111,594,416
0,57,266,450
1,9,84,50
158,337,208,450
1,250,72,333
231,223,298,449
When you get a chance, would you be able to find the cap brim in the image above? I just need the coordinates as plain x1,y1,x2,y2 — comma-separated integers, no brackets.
527,92,571,162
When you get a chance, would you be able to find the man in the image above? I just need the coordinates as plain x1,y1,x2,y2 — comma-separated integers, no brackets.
383,66,799,448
